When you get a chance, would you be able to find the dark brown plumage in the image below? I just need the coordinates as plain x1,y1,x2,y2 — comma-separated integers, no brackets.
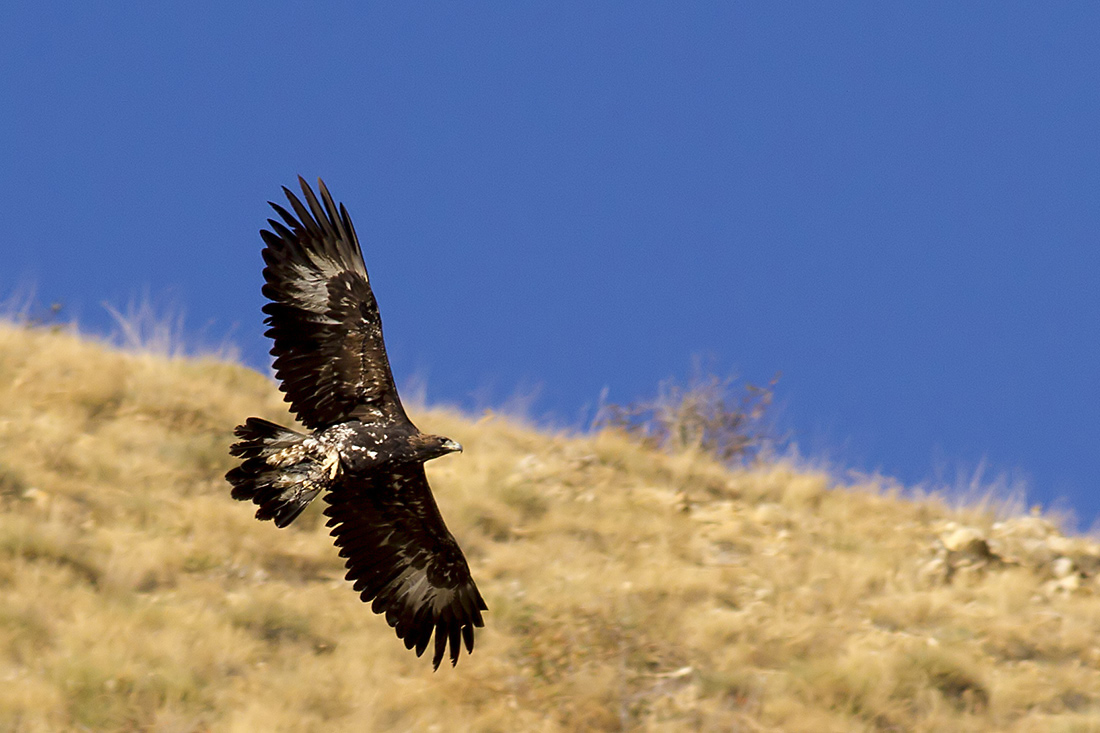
226,178,486,670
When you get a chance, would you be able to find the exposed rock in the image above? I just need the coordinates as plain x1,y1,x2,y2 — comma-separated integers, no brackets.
924,519,1100,595
942,526,992,556
1052,557,1076,579
923,524,1006,585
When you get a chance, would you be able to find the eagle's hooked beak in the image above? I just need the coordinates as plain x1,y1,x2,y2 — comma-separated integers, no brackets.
442,439,463,454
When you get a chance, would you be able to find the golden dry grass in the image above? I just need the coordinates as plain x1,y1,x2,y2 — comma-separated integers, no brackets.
2,320,1099,731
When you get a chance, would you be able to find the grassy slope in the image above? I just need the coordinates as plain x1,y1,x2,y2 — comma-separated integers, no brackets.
1,321,1099,732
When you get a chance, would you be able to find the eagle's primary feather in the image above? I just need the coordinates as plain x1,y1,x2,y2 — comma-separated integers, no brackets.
226,178,486,670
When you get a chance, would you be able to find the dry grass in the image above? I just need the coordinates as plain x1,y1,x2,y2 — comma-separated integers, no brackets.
2,319,1100,731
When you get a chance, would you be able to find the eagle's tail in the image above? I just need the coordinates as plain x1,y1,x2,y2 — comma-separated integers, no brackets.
226,417,328,527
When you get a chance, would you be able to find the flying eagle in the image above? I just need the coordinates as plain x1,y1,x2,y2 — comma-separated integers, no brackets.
226,178,486,669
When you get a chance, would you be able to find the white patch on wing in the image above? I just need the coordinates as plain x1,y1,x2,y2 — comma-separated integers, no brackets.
389,568,455,617
430,587,456,613
283,252,349,316
361,406,385,421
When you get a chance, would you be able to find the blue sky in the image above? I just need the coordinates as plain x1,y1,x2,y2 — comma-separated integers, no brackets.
3,4,1098,524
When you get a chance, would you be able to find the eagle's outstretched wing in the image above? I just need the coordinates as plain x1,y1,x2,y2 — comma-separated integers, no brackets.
324,465,487,669
260,177,407,429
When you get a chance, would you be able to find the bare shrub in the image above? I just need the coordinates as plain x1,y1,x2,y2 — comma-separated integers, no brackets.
596,366,782,465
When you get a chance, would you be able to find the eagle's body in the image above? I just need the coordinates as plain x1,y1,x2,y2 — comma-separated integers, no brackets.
226,178,486,670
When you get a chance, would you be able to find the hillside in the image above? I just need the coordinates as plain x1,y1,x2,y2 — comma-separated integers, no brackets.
1,321,1099,732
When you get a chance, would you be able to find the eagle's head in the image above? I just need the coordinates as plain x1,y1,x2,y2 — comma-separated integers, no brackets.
418,434,463,461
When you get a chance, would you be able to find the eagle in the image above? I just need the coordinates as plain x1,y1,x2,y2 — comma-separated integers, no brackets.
226,177,486,670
